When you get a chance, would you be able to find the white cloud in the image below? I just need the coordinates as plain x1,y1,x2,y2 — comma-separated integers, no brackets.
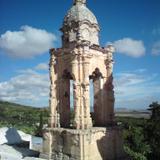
0,66,49,107
0,25,56,58
1,62,160,109
152,41,160,55
134,68,147,73
114,70,160,109
115,73,146,87
35,62,48,71
112,38,146,57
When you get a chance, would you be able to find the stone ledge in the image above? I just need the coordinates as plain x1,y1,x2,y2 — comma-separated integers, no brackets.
44,126,121,134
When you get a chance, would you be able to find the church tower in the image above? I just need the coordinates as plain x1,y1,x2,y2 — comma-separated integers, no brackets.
41,0,125,159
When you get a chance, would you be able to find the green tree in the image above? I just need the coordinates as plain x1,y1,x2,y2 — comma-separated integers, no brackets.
35,109,45,137
145,102,160,159
124,126,150,160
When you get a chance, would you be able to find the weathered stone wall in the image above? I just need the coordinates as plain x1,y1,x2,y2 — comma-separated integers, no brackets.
41,127,125,160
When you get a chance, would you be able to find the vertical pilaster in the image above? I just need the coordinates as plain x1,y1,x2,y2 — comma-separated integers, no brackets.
82,55,92,128
72,54,81,129
104,45,115,125
49,52,60,128
79,48,85,129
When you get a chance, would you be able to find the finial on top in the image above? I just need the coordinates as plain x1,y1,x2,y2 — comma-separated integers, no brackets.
73,0,86,5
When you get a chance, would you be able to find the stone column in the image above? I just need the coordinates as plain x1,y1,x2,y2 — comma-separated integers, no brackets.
72,54,81,129
49,53,60,128
104,45,115,125
82,55,92,128
60,77,70,128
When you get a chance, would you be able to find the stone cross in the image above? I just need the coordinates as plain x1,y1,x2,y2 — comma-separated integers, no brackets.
74,0,86,5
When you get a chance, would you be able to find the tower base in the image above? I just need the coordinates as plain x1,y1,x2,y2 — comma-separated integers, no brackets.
40,127,126,160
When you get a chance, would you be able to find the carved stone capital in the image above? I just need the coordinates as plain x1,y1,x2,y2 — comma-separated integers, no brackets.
105,74,114,91
50,48,56,54
105,44,115,53
62,69,74,80
90,68,103,81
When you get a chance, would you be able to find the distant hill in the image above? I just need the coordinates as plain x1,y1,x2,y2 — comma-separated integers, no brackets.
0,100,49,135
115,107,151,119
0,100,47,109
0,100,49,122
0,100,151,135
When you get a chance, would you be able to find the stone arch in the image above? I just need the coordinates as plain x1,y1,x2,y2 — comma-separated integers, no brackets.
89,68,104,126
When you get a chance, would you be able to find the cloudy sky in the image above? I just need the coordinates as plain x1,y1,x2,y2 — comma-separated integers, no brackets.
0,0,160,109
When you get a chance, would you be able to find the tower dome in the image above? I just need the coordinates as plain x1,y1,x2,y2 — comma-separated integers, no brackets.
63,3,98,26
61,0,100,48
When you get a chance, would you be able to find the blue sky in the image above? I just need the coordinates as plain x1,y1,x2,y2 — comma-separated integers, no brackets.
0,0,160,109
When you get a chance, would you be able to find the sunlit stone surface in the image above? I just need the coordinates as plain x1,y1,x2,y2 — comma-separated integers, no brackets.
40,0,126,159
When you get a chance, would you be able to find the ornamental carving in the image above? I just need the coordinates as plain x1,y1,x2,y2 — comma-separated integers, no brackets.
62,69,74,80
105,74,114,91
89,68,103,81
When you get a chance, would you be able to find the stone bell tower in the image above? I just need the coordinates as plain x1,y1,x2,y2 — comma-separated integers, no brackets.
41,0,125,159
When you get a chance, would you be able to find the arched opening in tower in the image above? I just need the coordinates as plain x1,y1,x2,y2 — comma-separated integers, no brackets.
89,79,94,123
60,69,74,128
70,79,74,127
89,68,104,126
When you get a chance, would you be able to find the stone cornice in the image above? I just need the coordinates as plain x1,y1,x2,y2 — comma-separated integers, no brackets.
49,42,114,59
